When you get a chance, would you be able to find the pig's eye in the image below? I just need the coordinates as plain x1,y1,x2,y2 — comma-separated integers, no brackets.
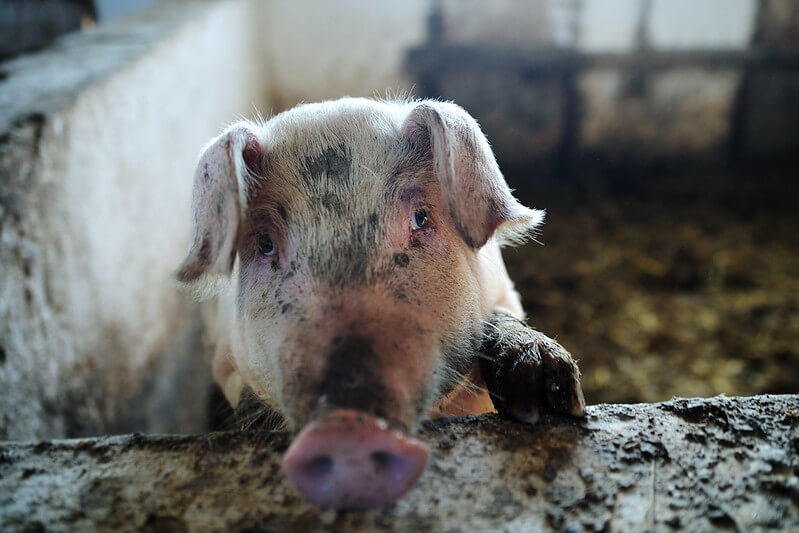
257,234,275,256
412,208,429,230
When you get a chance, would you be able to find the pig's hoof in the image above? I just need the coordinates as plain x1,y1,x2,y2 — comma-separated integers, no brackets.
479,311,585,422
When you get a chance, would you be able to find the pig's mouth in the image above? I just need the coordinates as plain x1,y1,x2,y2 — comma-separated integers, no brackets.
282,409,429,509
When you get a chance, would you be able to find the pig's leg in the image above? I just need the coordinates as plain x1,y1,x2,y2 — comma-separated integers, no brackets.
479,309,585,423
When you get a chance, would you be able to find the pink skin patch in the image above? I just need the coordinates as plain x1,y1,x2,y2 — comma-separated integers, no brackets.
282,410,430,509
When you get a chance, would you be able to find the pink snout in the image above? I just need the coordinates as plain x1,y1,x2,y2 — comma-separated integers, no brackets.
282,410,430,509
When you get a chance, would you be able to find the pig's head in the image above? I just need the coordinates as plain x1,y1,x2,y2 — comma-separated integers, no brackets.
176,98,542,508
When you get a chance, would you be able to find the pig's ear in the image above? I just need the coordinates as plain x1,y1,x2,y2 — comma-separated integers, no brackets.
403,101,543,248
175,122,263,293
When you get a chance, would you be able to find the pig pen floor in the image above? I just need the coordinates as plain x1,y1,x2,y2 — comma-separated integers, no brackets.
505,167,799,405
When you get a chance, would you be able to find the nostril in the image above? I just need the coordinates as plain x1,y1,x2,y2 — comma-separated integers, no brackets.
371,451,411,482
370,450,393,469
301,455,334,479
283,411,431,508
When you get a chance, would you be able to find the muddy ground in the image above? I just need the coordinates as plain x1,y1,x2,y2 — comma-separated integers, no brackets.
506,167,799,405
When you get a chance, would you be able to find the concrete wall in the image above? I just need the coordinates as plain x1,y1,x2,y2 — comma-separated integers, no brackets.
1,0,796,440
0,0,262,439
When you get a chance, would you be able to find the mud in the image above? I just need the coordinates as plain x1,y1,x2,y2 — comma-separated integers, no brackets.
1,394,796,531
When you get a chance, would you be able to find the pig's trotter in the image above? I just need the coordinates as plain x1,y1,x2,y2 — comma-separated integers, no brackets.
479,310,585,423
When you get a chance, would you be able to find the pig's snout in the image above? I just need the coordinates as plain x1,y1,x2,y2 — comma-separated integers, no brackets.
282,410,429,509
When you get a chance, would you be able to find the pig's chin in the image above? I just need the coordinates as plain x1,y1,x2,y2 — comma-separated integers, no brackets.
282,409,430,509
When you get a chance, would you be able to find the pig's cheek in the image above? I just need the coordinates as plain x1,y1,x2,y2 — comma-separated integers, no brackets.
246,257,280,289
236,298,286,403
243,315,281,369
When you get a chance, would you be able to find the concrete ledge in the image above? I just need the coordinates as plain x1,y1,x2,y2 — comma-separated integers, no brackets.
0,0,216,136
1,394,796,531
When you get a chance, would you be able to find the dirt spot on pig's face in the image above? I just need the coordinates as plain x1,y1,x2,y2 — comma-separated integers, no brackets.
233,139,483,431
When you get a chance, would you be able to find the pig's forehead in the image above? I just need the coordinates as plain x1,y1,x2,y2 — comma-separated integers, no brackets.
263,100,415,178
264,98,411,143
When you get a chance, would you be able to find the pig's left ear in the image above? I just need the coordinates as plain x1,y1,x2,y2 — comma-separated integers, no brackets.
403,101,543,248
175,122,263,294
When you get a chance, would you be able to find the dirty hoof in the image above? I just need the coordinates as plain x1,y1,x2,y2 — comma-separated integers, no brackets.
479,310,585,422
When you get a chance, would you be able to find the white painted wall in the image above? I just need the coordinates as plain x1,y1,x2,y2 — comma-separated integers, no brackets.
0,0,262,439
256,0,430,110
649,0,757,50
578,0,642,52
440,0,576,49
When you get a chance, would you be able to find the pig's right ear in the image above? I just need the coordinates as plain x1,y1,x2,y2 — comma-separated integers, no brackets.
175,123,263,294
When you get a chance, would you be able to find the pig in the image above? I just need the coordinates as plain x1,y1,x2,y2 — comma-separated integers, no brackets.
175,97,585,509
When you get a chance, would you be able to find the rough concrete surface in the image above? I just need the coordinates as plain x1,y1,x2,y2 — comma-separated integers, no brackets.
1,394,796,532
0,0,257,440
